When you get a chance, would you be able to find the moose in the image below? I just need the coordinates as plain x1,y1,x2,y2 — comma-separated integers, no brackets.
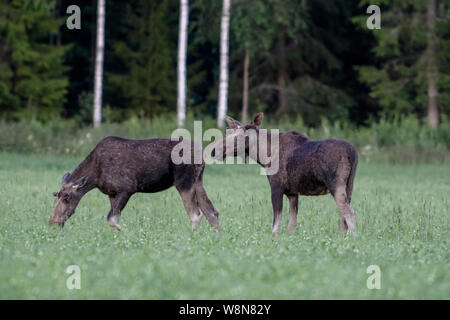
213,112,358,236
49,136,220,232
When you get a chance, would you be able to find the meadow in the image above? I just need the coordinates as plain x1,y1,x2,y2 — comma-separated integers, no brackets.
0,152,448,299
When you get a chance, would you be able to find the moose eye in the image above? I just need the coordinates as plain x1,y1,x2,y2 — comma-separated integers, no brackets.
56,193,70,203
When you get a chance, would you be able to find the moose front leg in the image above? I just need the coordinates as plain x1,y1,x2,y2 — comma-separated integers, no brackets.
271,189,283,236
287,195,298,234
107,192,131,231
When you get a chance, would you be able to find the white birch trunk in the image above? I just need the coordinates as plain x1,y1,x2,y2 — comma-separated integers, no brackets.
177,0,189,128
242,48,249,123
426,0,439,129
93,0,105,128
217,0,231,128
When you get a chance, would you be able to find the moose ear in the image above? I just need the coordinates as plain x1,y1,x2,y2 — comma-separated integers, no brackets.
225,115,243,130
251,112,264,127
61,172,71,186
72,176,87,190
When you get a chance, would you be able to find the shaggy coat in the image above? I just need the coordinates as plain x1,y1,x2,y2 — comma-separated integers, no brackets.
50,136,220,232
215,113,358,235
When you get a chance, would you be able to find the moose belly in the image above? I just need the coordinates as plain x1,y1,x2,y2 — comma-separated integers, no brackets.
137,172,174,193
297,179,329,196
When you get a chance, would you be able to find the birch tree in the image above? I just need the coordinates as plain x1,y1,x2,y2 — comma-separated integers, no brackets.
217,0,231,128
426,0,439,129
177,0,189,127
242,48,249,123
93,0,105,127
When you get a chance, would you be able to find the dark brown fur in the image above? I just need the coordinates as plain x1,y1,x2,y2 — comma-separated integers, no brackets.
50,136,220,232
215,113,358,235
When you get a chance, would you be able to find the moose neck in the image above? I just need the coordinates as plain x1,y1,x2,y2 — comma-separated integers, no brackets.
69,152,97,194
247,129,274,169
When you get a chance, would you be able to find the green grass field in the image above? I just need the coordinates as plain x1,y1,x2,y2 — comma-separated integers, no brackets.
0,152,448,299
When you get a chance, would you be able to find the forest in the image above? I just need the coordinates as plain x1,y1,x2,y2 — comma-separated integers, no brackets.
0,0,449,159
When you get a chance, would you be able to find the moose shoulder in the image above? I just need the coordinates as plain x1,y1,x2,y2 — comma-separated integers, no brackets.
213,113,358,236
50,136,220,232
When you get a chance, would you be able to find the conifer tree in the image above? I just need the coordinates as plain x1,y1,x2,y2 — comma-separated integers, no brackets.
107,0,176,117
0,0,68,121
355,0,450,127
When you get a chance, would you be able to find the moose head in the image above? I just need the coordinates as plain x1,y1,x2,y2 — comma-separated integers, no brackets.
212,112,264,161
49,173,87,226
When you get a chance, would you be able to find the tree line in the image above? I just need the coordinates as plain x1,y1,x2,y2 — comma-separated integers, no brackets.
0,0,449,128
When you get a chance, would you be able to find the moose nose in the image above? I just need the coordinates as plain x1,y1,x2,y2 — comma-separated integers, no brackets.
49,216,58,225
49,215,63,226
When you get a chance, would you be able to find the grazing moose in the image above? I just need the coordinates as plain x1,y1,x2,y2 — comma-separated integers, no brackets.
213,113,358,235
50,136,220,232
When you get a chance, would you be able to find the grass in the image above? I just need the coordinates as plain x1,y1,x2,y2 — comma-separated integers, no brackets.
0,152,448,299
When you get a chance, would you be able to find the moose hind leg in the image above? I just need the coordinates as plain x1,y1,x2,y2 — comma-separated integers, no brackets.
177,187,204,231
107,192,131,231
194,184,220,233
332,186,356,235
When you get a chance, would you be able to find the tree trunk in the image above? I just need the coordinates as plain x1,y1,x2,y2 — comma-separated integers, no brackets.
217,0,231,128
241,47,249,123
93,0,105,128
177,0,189,128
426,0,439,129
278,70,287,111
91,0,96,71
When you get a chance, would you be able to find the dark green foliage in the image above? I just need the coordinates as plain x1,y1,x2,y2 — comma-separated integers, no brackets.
0,0,69,121
58,0,97,119
106,0,177,117
437,2,450,116
189,0,375,125
354,0,450,118
0,0,448,129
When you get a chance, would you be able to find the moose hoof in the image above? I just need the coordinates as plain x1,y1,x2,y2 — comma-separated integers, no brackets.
287,226,296,235
108,216,122,231
109,222,122,231
190,222,200,231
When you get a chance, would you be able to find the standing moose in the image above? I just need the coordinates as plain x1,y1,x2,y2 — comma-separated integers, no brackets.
50,136,220,232
213,113,358,235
